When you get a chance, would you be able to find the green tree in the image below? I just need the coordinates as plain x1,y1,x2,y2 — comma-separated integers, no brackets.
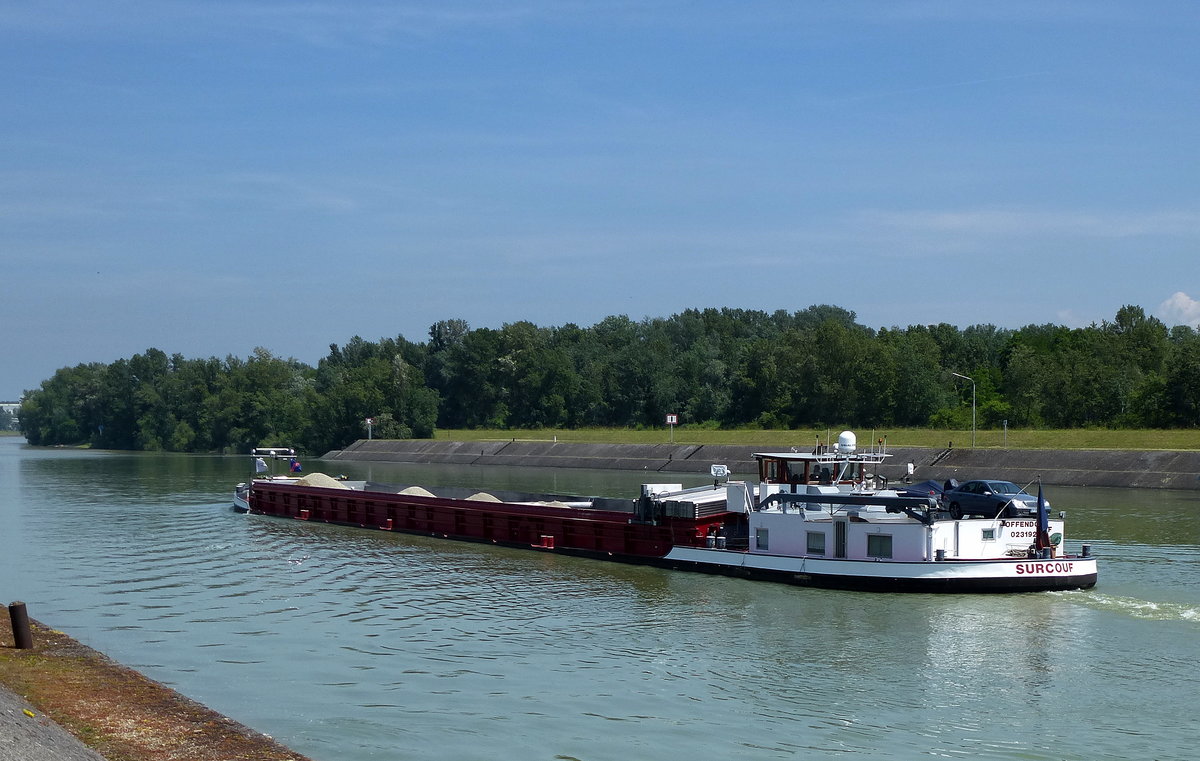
18,301,1200,450
1164,326,1200,426
879,327,950,426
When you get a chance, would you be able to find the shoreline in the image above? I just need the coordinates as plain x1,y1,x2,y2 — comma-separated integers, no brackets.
322,439,1200,490
0,612,313,761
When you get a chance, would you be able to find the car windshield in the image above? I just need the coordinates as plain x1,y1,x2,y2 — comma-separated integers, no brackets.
989,482,1022,494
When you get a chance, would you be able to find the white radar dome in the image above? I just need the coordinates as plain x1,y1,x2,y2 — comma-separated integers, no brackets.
836,430,857,454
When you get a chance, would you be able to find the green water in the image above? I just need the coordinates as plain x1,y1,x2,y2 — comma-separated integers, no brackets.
2,438,1197,760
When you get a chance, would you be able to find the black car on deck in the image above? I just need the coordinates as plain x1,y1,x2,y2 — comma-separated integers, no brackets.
942,480,1045,519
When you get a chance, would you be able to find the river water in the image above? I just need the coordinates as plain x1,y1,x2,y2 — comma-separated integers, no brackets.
1,436,1198,760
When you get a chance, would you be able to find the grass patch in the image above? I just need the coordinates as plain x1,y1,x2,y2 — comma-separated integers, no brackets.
435,427,1200,450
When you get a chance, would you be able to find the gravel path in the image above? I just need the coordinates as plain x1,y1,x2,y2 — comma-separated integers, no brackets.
0,683,107,761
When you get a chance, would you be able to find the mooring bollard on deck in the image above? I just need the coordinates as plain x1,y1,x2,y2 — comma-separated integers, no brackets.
9,601,33,649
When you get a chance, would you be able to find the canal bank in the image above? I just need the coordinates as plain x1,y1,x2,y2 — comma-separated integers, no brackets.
0,613,313,761
323,439,1200,490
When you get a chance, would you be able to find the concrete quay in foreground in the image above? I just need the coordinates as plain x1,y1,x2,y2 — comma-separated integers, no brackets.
0,615,314,761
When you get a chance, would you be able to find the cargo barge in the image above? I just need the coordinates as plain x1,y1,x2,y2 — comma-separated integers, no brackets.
242,432,1097,593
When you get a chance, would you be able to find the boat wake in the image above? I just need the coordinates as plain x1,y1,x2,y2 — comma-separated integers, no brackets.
1065,591,1200,623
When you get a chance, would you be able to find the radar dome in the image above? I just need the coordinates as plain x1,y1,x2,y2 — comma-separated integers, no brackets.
836,430,857,454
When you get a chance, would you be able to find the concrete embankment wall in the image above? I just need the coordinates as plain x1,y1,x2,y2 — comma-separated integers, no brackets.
322,439,1200,490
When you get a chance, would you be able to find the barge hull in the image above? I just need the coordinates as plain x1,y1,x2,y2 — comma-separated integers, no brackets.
660,548,1098,593
249,481,716,558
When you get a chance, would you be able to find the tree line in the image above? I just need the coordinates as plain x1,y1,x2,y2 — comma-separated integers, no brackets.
18,304,1200,454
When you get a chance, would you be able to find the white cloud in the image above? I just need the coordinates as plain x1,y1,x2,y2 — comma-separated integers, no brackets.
858,207,1200,239
878,0,1132,24
1055,309,1093,329
0,2,543,46
1157,292,1200,329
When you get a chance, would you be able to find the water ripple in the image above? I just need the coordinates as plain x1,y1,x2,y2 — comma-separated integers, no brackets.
7,446,1200,761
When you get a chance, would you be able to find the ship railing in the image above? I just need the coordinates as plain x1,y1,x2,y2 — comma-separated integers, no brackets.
252,447,296,458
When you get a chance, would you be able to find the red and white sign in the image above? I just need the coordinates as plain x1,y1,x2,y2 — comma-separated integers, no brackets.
365,417,375,425
666,414,678,425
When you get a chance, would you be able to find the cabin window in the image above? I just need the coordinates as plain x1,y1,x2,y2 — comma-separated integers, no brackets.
866,534,893,559
806,532,826,556
981,528,996,541
755,528,769,551
762,459,779,482
783,462,801,483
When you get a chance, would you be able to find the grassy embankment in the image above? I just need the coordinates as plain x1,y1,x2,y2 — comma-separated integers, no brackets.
435,427,1200,451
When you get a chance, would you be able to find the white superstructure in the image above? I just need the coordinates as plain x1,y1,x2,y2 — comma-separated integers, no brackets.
652,431,1096,592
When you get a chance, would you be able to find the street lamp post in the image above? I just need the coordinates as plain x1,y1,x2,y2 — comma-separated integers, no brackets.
951,372,976,448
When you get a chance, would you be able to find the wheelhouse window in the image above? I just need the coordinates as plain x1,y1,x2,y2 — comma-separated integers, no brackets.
761,457,820,485
981,528,996,541
806,531,826,555
762,459,779,482
755,528,769,551
866,534,893,559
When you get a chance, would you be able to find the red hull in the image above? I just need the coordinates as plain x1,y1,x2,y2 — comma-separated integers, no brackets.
249,482,725,557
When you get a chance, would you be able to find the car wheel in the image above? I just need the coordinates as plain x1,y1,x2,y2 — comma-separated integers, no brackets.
949,502,963,520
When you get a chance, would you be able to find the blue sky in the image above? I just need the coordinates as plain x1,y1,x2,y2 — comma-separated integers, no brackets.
3,1,1198,399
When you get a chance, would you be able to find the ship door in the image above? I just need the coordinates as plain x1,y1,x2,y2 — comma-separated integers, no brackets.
834,519,848,559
